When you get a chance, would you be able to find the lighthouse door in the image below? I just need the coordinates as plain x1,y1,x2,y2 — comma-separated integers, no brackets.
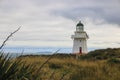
79,47,82,54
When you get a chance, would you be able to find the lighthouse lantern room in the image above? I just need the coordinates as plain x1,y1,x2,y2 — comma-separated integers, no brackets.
71,21,89,54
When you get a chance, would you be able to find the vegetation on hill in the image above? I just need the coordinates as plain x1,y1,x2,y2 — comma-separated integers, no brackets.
80,48,120,62
0,48,120,80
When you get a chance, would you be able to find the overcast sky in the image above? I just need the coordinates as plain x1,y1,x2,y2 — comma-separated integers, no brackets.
0,0,120,49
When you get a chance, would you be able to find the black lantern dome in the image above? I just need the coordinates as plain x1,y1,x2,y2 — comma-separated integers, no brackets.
76,21,84,26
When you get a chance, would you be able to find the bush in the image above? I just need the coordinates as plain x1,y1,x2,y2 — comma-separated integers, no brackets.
107,58,120,64
80,48,120,60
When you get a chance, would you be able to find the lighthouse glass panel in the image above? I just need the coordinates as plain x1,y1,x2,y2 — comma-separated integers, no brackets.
76,26,83,31
76,26,79,31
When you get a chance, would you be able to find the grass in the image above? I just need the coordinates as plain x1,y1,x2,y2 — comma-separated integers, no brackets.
0,48,120,80
0,53,36,80
17,53,120,80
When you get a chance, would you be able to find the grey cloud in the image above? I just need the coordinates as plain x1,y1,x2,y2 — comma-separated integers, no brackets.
50,0,120,25
51,7,104,21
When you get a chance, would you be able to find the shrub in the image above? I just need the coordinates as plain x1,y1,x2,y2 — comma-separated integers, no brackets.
107,58,120,64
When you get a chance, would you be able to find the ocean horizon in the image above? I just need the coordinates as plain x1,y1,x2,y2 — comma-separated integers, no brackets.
1,46,96,57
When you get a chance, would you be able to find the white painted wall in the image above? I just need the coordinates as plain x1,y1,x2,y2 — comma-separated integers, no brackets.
72,31,88,54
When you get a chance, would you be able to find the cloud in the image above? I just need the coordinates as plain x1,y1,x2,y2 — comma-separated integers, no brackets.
85,18,120,48
50,0,120,24
0,0,120,49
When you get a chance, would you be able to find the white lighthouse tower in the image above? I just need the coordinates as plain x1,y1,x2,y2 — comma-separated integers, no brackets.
71,21,89,54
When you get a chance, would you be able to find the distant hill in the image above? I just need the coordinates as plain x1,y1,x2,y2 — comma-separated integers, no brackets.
81,48,120,60
18,48,120,61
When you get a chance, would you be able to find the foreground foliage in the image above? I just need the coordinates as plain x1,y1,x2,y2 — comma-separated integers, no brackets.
18,50,120,80
0,53,36,80
0,48,120,80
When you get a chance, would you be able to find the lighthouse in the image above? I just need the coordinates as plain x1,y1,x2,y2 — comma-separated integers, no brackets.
71,21,89,54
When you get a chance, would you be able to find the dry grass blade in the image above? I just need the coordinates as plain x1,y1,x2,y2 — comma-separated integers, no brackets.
49,70,56,80
36,49,60,73
0,27,20,50
59,71,69,80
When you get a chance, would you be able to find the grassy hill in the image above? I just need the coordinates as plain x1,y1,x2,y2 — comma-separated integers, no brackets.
81,48,120,60
0,48,120,80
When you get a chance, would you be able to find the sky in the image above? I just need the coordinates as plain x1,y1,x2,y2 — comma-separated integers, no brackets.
0,0,120,49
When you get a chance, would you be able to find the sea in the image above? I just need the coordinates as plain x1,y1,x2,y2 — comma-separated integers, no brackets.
1,47,96,57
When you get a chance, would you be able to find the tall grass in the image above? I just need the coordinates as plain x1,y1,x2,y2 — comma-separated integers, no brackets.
17,54,120,80
1,47,120,80
0,53,38,80
0,53,69,80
